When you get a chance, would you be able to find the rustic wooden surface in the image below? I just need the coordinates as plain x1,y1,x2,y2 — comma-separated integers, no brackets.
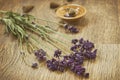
0,0,120,80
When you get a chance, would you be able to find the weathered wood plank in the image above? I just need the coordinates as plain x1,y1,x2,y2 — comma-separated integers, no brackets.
0,0,120,80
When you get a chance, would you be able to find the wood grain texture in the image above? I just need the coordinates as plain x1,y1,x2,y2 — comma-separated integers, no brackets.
0,0,120,80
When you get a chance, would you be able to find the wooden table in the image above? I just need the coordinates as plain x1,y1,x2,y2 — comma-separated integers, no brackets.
0,0,120,80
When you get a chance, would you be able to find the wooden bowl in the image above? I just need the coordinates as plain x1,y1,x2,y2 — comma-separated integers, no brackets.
56,4,86,20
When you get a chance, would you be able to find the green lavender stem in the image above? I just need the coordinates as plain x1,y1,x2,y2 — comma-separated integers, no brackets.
0,10,73,57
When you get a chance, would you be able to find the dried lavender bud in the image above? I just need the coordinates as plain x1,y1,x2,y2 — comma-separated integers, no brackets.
83,41,94,50
51,58,57,62
90,49,97,59
34,49,46,61
31,63,38,68
70,45,77,52
69,26,79,33
39,49,46,56
67,58,75,67
57,61,66,72
47,58,62,71
75,58,84,65
75,53,83,58
84,73,89,78
79,38,84,44
76,67,85,75
34,51,39,57
63,56,69,60
60,60,68,67
50,2,60,9
63,24,79,33
54,49,62,58
84,51,96,59
71,39,78,44
71,65,85,75
38,56,46,61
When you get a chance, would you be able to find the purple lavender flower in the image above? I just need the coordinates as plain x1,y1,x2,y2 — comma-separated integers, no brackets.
63,24,79,33
71,39,78,44
84,51,97,59
46,59,58,71
54,49,62,58
31,63,38,68
63,56,69,60
42,38,97,78
34,49,46,61
79,38,84,44
70,45,77,52
83,41,94,50
69,26,79,33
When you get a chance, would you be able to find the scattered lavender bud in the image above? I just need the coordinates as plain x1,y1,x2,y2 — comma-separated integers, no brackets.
38,49,46,56
34,49,46,61
79,38,84,43
83,41,94,50
54,49,62,58
70,45,77,52
63,24,79,33
63,56,69,60
71,39,78,44
84,73,89,78
69,27,79,33
32,63,38,68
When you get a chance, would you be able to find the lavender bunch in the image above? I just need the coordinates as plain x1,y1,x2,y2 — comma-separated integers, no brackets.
45,38,97,78
0,10,71,55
